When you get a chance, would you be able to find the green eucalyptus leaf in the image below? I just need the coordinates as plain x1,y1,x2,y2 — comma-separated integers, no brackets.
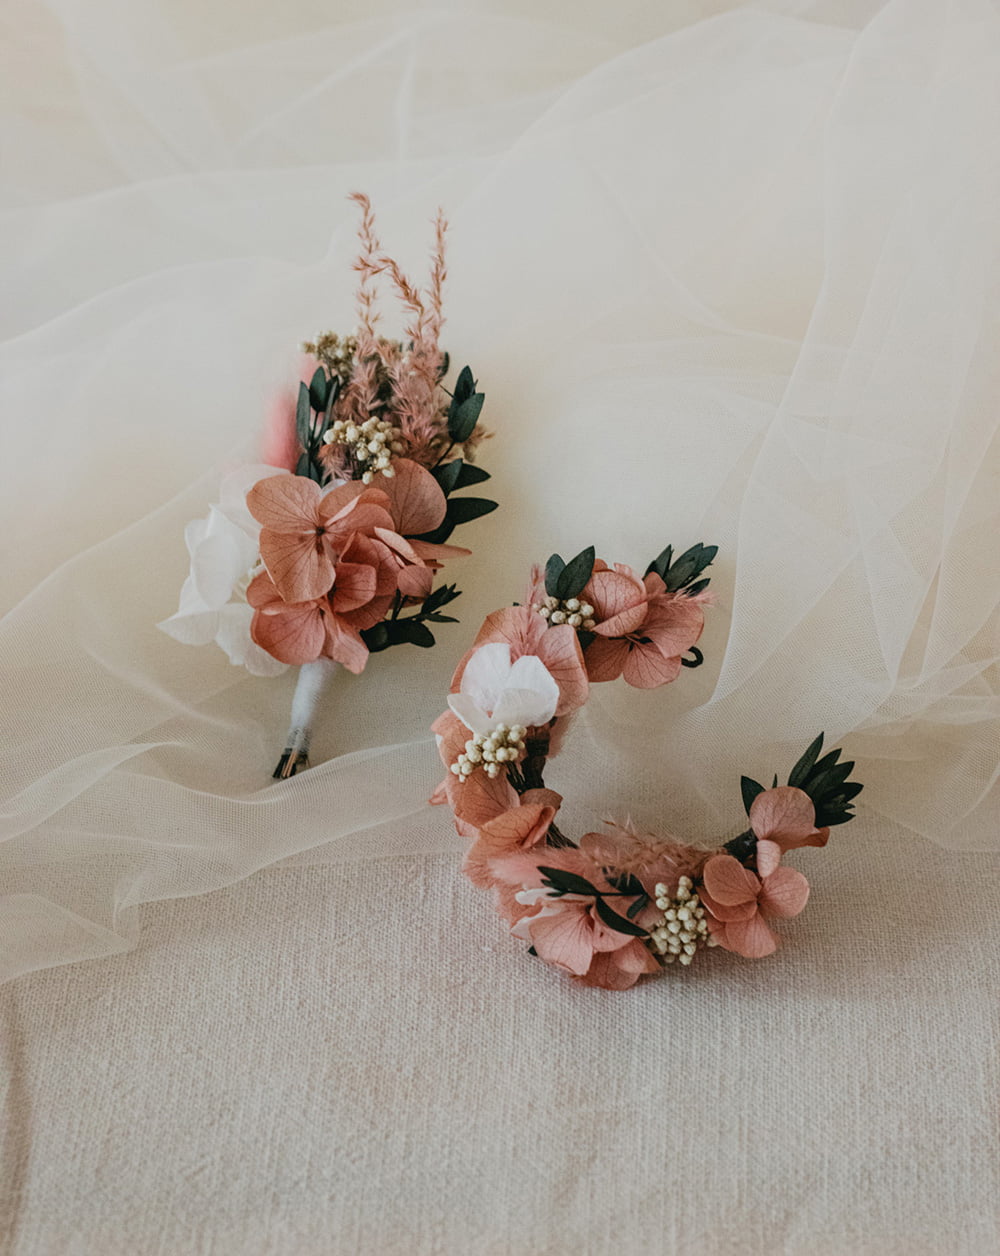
432,459,464,496
295,382,312,448
452,365,476,406
740,776,765,816
448,393,484,443
555,546,596,600
544,554,566,597
454,462,491,488
593,897,648,937
537,866,599,896
788,733,825,788
447,496,497,526
308,367,328,412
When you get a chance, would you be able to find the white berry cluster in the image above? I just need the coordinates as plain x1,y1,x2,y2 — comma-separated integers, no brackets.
536,596,596,631
323,414,406,484
648,876,718,965
451,724,527,782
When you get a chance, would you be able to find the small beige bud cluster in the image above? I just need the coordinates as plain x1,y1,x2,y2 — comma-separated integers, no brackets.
536,596,596,631
648,877,718,965
451,724,527,782
323,414,406,485
302,331,358,378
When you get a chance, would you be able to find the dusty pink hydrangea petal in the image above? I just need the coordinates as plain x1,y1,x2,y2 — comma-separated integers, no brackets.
582,635,629,682
407,538,470,565
463,803,555,889
251,601,327,665
722,914,778,959
372,458,447,535
339,592,395,632
396,564,434,598
578,940,659,989
755,838,783,879
698,890,756,923
330,561,376,612
536,624,590,715
758,866,810,918
323,494,395,539
520,787,563,812
260,529,336,603
702,854,760,906
585,566,648,638
246,473,322,531
321,616,368,674
621,643,683,689
642,596,704,657
750,786,829,852
529,907,596,976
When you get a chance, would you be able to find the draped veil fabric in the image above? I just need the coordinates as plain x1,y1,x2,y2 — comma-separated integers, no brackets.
2,0,999,981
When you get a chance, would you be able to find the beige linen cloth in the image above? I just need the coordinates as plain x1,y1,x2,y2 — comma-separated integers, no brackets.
2,1,999,1251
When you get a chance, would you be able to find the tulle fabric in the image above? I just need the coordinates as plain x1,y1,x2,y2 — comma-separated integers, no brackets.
2,0,999,981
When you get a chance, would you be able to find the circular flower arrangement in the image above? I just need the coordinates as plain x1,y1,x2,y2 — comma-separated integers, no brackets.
433,546,863,989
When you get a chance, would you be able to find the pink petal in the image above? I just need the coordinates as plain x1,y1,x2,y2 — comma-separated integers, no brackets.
374,459,447,535
621,641,682,689
339,591,394,632
315,480,371,518
479,804,555,854
246,570,280,610
449,770,518,831
330,561,377,612
520,787,563,813
259,528,336,603
699,887,757,922
723,913,778,958
758,867,810,919
396,564,434,599
577,944,657,989
407,539,470,565
536,624,590,716
260,391,301,473
749,786,820,847
642,596,705,657
250,602,326,665
246,474,321,530
702,854,760,907
528,906,596,976
755,838,783,879
321,615,369,674
585,569,647,638
582,636,629,683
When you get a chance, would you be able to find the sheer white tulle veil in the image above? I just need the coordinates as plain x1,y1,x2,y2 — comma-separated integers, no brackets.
2,0,998,980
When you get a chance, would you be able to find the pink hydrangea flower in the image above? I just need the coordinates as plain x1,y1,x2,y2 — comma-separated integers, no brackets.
490,848,659,989
699,840,809,958
749,785,830,853
450,604,589,717
582,563,705,689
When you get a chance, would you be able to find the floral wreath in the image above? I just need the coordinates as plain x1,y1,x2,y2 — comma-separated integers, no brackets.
160,195,497,776
433,546,863,989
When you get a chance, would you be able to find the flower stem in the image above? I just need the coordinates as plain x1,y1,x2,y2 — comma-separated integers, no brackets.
273,659,339,779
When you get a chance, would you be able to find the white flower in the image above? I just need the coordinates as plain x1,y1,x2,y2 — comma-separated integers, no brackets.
447,642,559,735
158,464,289,676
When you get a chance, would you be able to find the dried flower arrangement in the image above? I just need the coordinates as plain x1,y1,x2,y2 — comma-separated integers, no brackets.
433,545,863,988
161,196,496,776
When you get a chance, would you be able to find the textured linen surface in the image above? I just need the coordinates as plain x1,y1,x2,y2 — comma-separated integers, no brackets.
2,832,999,1255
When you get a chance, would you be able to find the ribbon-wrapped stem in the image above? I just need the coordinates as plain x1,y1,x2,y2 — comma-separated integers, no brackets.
273,659,339,779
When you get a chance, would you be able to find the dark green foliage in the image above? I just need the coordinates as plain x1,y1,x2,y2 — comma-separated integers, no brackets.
646,542,718,594
785,733,862,827
544,547,596,600
447,366,485,443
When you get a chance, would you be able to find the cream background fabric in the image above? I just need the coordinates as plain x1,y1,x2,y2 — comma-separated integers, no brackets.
2,0,1000,1249
3,833,999,1254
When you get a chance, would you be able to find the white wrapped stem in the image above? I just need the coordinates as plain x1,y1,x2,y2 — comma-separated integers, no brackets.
273,660,339,779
